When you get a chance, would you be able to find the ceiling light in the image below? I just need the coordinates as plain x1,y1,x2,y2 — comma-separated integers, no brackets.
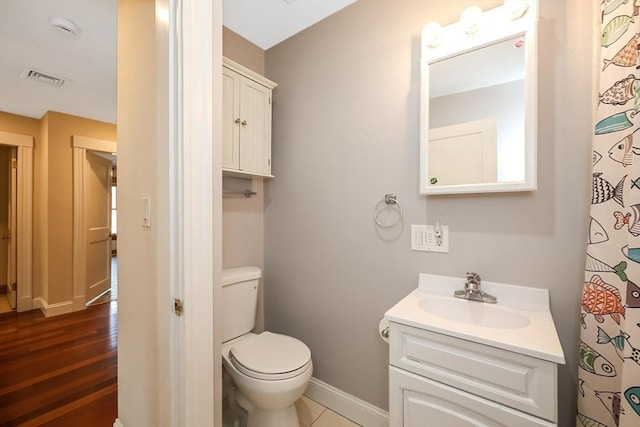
50,17,80,40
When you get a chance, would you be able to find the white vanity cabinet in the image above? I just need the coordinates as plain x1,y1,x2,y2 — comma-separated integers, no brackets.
222,57,277,178
388,322,557,427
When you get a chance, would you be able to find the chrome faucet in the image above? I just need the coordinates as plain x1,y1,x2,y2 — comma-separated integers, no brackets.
454,272,497,303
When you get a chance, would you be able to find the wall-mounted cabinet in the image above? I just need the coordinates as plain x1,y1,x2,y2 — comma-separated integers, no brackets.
223,57,277,178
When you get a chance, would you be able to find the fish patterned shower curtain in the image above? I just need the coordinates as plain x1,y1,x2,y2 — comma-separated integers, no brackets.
578,1,640,426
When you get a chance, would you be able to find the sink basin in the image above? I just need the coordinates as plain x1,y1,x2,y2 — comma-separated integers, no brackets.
418,296,530,329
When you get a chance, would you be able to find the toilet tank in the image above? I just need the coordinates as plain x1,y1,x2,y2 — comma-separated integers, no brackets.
221,266,261,342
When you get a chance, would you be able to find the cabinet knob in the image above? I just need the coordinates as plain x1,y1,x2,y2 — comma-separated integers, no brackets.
241,120,247,126
235,118,241,124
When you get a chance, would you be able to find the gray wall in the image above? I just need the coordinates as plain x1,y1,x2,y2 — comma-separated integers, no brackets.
264,1,592,425
222,28,267,331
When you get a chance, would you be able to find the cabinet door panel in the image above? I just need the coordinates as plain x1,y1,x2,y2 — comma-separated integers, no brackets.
239,77,271,175
390,367,555,427
222,68,241,170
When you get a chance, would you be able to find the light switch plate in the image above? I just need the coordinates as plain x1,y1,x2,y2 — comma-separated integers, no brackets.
411,225,449,253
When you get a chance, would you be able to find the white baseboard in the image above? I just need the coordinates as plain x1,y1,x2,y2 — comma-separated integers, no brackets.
113,418,123,427
304,377,389,427
33,297,73,317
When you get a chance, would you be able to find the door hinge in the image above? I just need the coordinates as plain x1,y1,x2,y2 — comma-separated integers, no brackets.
174,298,183,316
11,159,17,169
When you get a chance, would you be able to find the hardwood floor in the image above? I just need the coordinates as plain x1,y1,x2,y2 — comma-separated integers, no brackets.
0,302,118,426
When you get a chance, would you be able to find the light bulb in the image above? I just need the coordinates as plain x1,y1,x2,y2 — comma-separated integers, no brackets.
503,0,529,20
424,22,443,47
459,6,484,35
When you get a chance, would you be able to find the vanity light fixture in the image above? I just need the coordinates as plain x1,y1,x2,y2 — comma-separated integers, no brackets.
459,6,484,35
503,0,530,20
423,22,443,47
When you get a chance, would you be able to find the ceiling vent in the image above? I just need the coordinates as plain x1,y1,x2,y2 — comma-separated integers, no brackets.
20,69,68,88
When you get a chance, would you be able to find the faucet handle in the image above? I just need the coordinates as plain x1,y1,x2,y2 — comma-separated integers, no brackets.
466,272,481,284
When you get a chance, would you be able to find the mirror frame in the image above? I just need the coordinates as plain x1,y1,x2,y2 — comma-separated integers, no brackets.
419,0,538,195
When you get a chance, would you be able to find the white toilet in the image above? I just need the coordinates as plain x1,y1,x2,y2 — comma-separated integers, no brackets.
222,266,313,427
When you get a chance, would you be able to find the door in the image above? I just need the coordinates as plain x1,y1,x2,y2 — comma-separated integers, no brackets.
6,148,16,309
85,151,112,302
239,76,271,175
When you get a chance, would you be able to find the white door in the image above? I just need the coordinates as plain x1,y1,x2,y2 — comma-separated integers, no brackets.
6,148,16,309
85,151,112,302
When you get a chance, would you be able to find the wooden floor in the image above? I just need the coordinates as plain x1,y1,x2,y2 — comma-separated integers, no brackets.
0,302,118,426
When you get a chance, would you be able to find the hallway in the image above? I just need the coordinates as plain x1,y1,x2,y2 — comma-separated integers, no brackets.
0,301,118,426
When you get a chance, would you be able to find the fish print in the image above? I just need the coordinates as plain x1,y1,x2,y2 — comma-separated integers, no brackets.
624,386,640,416
622,245,640,263
592,173,625,206
589,217,609,244
614,203,640,235
594,151,603,166
627,279,640,307
603,0,631,16
603,34,638,70
595,390,623,426
600,74,638,105
586,254,627,281
577,413,608,427
579,378,586,397
583,275,626,324
608,127,640,166
596,110,634,134
579,339,617,376
602,15,635,47
598,327,640,365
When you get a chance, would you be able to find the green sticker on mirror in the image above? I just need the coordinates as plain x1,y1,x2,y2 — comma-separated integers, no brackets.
430,177,438,185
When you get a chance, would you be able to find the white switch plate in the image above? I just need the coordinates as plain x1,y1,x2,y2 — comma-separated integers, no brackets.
411,225,449,253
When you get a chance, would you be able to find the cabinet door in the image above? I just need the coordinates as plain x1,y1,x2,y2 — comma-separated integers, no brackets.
390,367,555,427
222,68,240,170
239,76,272,175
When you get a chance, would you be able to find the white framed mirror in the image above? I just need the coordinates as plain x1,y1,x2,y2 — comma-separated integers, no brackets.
419,0,538,195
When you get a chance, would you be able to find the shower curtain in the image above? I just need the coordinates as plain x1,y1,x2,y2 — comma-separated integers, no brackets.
578,1,640,426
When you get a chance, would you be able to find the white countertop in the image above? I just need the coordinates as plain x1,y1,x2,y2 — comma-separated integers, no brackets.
384,273,566,364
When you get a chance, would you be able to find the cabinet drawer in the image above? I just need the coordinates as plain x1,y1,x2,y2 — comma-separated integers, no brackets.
389,322,557,422
390,367,555,427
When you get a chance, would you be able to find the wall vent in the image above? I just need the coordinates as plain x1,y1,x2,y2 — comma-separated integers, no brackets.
20,69,67,88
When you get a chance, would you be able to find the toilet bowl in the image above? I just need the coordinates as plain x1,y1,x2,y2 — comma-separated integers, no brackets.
221,267,313,427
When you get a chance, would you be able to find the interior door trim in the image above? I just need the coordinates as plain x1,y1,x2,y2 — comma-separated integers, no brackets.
72,135,117,311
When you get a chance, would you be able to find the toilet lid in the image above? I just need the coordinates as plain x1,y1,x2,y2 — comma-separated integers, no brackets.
229,332,311,380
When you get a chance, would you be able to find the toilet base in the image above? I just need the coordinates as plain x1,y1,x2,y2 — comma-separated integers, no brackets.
245,403,298,427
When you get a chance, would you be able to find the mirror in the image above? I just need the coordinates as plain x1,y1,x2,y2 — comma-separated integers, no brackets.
419,1,537,195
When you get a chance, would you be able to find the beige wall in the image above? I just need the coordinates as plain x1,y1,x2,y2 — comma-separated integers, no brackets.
264,1,590,425
0,110,116,304
222,28,267,331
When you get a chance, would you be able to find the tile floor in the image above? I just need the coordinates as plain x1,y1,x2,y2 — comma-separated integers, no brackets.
295,396,361,427
223,395,361,427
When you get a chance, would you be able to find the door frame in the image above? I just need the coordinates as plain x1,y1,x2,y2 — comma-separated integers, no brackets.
72,135,117,311
0,131,33,313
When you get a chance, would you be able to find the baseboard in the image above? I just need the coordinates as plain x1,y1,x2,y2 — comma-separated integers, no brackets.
304,377,389,427
33,297,73,317
73,295,87,312
113,418,124,427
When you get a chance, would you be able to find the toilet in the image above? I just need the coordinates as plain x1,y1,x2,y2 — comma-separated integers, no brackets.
222,266,313,427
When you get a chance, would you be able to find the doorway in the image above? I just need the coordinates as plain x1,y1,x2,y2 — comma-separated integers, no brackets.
72,135,117,310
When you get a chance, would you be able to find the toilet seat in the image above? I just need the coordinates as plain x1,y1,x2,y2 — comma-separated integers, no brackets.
229,332,311,381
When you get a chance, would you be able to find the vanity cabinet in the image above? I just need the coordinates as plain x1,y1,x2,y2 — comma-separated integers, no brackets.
388,322,558,427
222,57,277,178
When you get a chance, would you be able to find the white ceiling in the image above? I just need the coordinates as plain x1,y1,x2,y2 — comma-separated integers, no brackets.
0,0,355,125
